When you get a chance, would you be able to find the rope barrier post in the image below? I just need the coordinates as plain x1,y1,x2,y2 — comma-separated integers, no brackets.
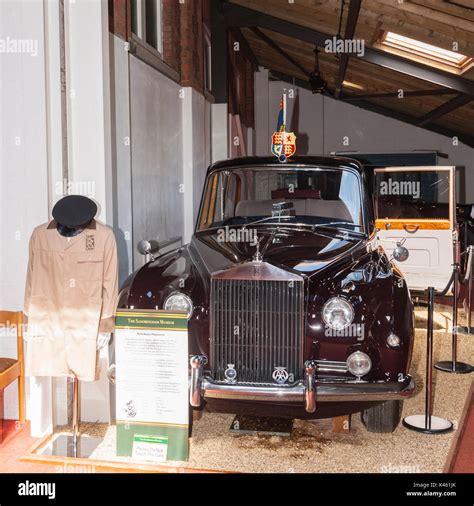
435,262,473,374
458,245,473,335
403,287,453,434
469,252,472,330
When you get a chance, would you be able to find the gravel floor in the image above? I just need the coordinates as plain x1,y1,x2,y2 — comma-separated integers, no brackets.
54,307,473,473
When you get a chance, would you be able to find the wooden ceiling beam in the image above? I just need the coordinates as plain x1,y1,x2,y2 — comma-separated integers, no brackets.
249,27,310,77
334,0,362,98
373,0,474,34
246,30,451,94
343,89,458,101
268,69,474,148
223,2,474,95
417,93,474,126
251,41,454,107
363,1,474,47
412,0,474,22
211,1,228,104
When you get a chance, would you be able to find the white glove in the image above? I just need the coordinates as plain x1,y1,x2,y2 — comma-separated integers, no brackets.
97,332,111,350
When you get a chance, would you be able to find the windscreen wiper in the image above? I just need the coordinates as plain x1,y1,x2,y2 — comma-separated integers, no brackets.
241,217,365,240
242,215,296,227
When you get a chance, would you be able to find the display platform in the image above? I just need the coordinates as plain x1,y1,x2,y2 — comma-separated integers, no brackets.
20,308,473,473
21,425,227,473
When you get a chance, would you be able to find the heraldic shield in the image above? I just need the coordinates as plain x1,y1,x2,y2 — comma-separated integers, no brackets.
271,131,296,162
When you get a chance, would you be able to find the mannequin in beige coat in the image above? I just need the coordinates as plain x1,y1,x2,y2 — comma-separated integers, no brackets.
24,209,118,382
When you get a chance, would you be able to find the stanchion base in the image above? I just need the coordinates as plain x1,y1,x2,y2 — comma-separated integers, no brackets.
434,361,473,374
402,415,453,434
39,433,103,458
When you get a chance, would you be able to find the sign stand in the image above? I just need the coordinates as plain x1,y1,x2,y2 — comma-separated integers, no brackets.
434,263,473,374
403,287,453,434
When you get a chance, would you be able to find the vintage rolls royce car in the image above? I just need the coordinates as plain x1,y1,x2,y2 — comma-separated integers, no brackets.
118,156,415,433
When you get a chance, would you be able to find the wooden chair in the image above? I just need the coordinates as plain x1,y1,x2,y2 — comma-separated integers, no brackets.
0,311,26,434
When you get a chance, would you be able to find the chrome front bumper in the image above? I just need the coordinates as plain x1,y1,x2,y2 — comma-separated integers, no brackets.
190,356,415,413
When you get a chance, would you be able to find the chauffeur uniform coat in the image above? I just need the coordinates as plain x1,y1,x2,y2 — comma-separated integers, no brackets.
24,219,118,381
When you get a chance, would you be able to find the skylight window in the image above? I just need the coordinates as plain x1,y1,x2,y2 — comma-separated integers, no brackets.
342,80,365,91
379,32,474,75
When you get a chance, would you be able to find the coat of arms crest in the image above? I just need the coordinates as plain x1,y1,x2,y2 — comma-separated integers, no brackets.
271,131,296,162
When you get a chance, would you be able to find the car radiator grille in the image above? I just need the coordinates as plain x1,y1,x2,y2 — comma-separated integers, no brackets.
210,277,304,384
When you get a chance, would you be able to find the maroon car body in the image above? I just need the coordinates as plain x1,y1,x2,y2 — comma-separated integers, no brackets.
118,156,415,430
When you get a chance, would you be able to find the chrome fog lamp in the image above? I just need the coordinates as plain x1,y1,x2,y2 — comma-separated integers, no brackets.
322,297,354,330
387,332,401,347
164,292,194,319
346,351,372,379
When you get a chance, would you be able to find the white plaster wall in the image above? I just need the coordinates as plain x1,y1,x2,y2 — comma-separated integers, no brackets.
192,90,211,225
0,0,49,311
0,0,114,430
256,75,474,203
109,34,133,286
211,103,228,163
182,88,212,242
64,0,112,222
0,0,50,424
254,68,269,156
129,63,212,253
129,56,185,269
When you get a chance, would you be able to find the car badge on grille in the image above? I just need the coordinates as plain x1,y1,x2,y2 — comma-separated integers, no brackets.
224,364,237,383
272,366,289,384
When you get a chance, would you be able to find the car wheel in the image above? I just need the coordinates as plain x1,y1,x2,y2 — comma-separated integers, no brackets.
360,400,402,433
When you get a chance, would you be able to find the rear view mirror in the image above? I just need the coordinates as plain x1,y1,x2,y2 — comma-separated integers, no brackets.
137,239,151,255
137,239,159,256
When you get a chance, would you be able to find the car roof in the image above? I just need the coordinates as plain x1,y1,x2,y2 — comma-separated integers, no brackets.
207,155,364,175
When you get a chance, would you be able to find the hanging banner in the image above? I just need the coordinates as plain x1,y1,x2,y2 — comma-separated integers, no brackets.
115,309,189,462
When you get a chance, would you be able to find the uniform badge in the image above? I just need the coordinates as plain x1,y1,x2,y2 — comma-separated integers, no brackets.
86,235,95,250
271,131,296,163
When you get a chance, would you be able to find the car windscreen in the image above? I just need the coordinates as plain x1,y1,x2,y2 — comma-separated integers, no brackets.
374,169,450,220
197,167,363,231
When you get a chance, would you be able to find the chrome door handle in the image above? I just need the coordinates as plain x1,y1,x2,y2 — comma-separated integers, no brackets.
403,224,419,233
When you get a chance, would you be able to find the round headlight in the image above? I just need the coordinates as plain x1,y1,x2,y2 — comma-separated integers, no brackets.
164,292,193,319
346,351,372,378
322,297,354,330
